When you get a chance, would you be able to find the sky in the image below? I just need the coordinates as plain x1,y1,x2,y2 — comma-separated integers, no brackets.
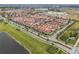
0,4,79,8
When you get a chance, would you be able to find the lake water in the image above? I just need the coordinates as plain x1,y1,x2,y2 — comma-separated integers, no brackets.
0,32,29,54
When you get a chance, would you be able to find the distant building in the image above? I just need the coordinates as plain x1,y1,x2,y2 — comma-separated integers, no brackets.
35,8,48,11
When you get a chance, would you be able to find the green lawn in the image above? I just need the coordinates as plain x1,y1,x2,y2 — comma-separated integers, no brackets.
0,22,65,54
68,22,79,30
60,21,79,45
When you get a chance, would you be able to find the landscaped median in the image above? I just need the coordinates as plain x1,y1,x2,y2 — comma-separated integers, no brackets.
0,22,65,54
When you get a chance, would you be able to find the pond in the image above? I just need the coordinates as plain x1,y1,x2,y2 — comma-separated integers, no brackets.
0,32,29,54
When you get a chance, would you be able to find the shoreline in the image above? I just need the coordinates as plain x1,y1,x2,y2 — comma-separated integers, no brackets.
0,31,32,54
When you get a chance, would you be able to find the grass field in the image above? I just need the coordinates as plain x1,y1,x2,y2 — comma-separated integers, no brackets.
68,22,79,30
0,22,65,54
60,21,79,45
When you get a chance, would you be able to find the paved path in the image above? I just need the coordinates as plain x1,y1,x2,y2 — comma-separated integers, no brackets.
74,38,79,47
70,38,79,54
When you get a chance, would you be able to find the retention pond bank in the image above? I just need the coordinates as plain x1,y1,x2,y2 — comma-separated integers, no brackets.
0,32,29,54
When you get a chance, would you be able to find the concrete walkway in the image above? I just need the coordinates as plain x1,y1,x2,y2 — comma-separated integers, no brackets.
74,38,79,47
